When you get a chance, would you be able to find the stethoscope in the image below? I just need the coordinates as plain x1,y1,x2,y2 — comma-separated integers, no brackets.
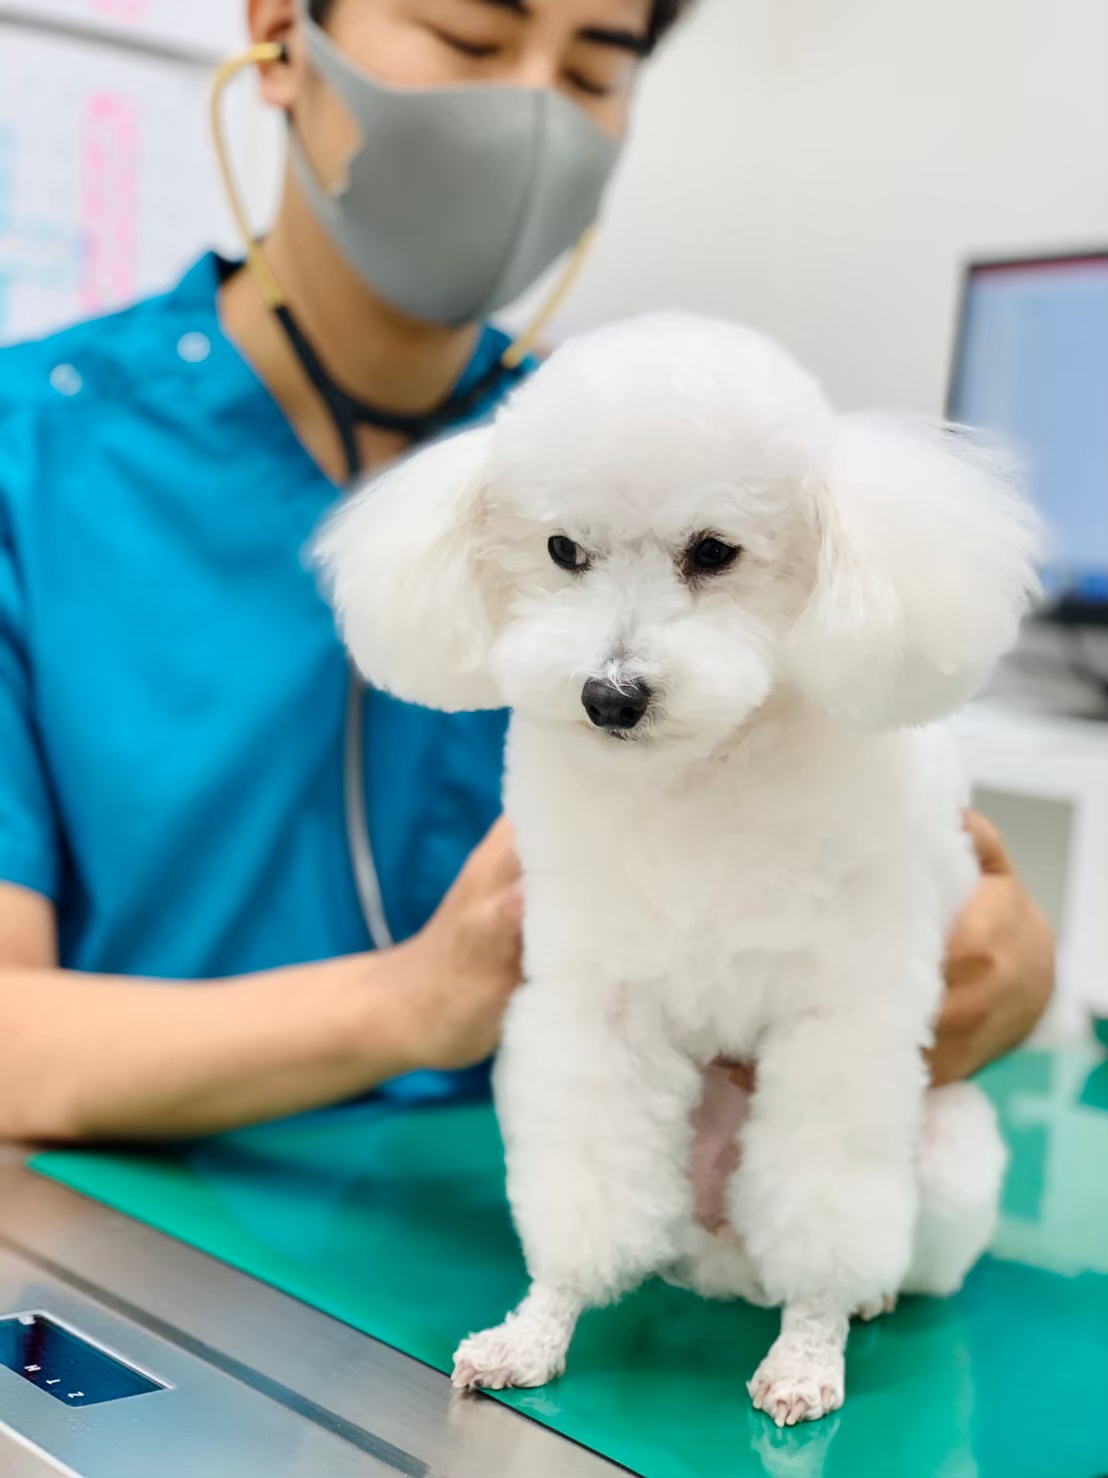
210,40,596,947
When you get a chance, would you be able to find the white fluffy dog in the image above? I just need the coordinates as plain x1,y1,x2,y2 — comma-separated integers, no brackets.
318,314,1038,1425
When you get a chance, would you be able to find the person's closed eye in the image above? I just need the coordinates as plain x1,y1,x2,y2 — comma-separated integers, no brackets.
428,26,501,59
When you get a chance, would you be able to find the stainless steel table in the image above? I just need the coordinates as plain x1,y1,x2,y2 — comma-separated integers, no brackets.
0,1157,621,1478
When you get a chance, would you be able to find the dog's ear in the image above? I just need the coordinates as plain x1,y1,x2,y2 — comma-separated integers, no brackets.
315,426,504,712
786,417,1040,728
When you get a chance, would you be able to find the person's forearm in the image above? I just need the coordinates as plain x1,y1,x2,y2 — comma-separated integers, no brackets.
0,949,423,1143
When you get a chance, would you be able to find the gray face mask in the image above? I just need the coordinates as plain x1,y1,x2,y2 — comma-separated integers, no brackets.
292,3,624,326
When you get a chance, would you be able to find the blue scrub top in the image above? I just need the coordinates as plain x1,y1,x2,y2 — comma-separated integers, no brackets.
0,253,514,1101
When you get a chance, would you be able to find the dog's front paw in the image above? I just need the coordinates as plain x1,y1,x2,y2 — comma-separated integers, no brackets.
748,1344,845,1427
452,1321,567,1392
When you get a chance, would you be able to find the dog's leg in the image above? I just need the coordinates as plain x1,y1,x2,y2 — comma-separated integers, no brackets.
453,1283,581,1391
452,981,700,1391
902,1082,1007,1297
732,1000,924,1423
747,1298,848,1426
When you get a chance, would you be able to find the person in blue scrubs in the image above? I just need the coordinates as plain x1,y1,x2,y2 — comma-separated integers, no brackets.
0,0,1053,1143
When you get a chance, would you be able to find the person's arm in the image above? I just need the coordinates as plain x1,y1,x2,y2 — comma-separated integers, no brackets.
928,811,1055,1084
0,819,522,1144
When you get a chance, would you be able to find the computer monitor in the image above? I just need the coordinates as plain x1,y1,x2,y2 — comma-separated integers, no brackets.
947,251,1108,619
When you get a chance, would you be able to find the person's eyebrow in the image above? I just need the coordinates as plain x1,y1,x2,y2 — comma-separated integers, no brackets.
465,1,650,54
466,0,532,15
577,24,650,56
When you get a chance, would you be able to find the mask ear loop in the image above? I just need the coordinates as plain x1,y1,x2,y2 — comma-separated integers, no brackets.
209,42,598,375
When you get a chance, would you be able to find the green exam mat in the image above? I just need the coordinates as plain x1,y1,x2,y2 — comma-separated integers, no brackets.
32,1049,1108,1478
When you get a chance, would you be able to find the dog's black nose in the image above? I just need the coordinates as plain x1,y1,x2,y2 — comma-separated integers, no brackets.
582,677,652,731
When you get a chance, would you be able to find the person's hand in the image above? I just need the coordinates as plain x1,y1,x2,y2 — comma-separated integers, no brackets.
928,812,1055,1085
393,817,524,1072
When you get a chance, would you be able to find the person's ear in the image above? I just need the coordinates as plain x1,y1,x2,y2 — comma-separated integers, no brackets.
247,0,300,109
785,418,1041,729
315,427,507,712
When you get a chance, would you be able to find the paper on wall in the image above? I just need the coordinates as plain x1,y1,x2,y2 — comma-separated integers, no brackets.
0,23,280,345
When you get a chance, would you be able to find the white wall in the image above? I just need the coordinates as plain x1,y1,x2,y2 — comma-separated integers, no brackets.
556,0,1108,415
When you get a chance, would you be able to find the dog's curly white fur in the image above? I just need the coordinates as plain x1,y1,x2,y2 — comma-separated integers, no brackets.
318,315,1034,1424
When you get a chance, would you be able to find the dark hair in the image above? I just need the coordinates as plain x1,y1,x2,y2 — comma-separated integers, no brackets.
308,0,694,52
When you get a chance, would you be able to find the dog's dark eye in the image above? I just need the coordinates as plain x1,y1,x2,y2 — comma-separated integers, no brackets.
549,535,588,573
685,535,741,577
